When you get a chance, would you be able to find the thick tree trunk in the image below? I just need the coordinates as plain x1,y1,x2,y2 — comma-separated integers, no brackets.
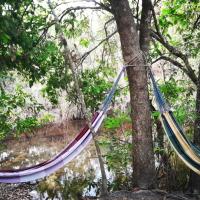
188,65,200,194
110,0,155,189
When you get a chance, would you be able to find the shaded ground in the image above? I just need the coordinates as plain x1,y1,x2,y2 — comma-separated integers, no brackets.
0,184,199,200
105,190,199,200
0,183,37,200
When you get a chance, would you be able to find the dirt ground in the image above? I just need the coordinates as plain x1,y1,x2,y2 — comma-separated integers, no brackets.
104,190,199,200
0,184,199,200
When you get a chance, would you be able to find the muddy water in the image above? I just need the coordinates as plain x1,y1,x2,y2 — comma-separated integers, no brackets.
0,120,111,199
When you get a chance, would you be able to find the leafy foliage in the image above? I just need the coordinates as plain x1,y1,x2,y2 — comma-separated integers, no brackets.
157,0,200,57
0,0,49,77
159,78,195,126
99,112,132,190
0,81,44,140
80,67,113,112
16,117,39,135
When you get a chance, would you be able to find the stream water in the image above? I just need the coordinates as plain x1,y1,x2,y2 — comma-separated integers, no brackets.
0,120,113,199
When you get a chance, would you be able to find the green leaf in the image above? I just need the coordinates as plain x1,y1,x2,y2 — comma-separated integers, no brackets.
0,33,11,44
79,38,90,48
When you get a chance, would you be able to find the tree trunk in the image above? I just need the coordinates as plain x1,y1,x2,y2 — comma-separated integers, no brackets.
48,1,108,197
188,65,200,194
139,0,152,54
110,0,155,189
150,103,164,150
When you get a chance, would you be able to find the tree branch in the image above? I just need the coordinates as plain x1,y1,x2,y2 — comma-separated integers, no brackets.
78,30,117,64
152,55,197,85
152,55,184,70
34,21,56,47
59,6,102,22
88,0,112,13
193,14,200,31
151,4,163,40
151,5,182,58
104,17,114,37
150,4,198,85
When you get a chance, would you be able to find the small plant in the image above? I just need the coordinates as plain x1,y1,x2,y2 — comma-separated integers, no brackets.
16,117,39,135
0,83,45,141
99,111,133,191
38,113,55,124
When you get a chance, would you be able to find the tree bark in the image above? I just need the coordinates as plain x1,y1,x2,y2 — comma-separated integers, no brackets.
110,0,155,189
150,103,164,150
188,64,200,194
139,0,152,53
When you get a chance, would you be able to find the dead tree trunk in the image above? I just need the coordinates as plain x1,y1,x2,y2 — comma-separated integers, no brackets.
110,0,155,189
48,1,108,197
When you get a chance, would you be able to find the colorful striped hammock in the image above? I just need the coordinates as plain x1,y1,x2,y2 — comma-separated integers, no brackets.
0,66,200,183
149,70,200,175
0,66,126,183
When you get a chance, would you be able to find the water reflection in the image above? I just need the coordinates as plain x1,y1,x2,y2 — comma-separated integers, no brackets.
0,120,111,199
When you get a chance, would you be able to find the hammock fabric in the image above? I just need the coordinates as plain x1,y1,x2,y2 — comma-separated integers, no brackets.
149,70,200,175
0,67,126,183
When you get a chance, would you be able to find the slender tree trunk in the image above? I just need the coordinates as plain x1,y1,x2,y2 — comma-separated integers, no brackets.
188,65,200,194
48,1,108,197
139,0,152,54
150,103,164,150
110,0,155,189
